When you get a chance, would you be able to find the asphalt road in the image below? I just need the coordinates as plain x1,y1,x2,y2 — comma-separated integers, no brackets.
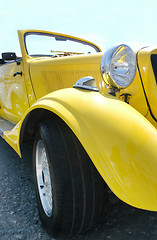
1,138,157,240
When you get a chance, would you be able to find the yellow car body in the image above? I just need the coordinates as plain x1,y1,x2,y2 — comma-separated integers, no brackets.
1,29,157,215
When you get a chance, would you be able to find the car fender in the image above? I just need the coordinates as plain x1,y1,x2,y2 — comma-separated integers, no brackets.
4,88,157,211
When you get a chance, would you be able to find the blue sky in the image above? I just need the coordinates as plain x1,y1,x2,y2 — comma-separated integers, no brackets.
0,0,157,55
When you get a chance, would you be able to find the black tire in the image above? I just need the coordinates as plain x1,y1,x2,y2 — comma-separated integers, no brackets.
33,118,106,239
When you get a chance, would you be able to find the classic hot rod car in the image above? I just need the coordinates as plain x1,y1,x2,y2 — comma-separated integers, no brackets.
1,29,157,238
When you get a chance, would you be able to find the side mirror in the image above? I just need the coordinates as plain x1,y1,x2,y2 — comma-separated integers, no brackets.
2,52,17,61
2,52,21,65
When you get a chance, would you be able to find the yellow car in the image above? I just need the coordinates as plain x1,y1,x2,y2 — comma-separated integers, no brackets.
1,29,157,238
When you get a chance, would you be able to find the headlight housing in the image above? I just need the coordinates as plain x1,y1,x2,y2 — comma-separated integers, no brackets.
100,44,136,88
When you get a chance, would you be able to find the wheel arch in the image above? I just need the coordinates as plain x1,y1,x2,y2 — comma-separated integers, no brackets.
19,108,65,150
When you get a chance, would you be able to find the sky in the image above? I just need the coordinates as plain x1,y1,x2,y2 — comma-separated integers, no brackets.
0,0,157,56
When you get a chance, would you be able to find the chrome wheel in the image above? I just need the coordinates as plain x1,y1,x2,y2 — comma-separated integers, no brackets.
36,139,53,217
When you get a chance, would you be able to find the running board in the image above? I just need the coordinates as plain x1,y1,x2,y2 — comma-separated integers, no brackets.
0,117,16,138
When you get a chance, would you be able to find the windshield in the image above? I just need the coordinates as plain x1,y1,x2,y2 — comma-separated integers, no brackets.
24,32,100,57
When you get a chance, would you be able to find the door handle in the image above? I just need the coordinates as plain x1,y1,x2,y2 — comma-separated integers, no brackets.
13,71,22,77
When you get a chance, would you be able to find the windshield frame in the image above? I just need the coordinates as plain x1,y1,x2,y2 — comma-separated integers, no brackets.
24,31,101,57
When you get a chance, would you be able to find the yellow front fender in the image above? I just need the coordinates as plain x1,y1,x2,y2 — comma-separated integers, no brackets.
4,88,157,211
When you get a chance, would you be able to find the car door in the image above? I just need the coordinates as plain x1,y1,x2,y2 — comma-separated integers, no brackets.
0,59,29,123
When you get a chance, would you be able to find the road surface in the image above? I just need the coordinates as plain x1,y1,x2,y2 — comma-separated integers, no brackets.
0,138,157,240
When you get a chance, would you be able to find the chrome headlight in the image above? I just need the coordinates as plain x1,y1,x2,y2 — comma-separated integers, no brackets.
100,44,136,88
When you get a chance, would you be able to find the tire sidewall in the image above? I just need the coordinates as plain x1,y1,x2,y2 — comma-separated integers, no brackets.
33,128,59,236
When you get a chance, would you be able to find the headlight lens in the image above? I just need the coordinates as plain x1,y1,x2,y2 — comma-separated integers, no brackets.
100,44,136,88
